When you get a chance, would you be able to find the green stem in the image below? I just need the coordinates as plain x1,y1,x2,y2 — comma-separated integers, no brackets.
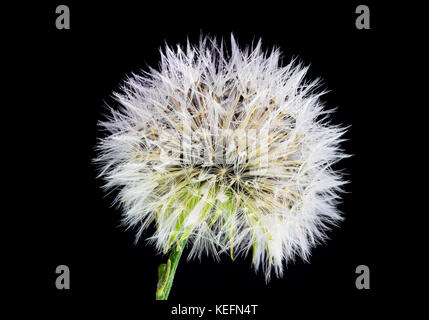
156,238,188,300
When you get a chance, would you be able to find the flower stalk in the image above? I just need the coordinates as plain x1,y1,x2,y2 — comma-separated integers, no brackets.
156,238,188,300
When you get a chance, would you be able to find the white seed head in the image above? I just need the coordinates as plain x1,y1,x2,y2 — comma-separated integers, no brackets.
95,35,348,281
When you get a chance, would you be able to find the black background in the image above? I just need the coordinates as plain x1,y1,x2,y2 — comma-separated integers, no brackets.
17,0,402,316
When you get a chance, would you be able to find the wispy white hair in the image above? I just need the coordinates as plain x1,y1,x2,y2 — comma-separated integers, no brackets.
95,35,348,281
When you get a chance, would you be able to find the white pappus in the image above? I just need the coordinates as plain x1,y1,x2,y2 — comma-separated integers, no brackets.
95,35,348,281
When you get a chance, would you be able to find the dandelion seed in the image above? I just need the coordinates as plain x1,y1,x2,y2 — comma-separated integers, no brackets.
95,35,348,299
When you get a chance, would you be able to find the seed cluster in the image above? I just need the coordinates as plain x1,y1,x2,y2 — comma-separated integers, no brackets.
96,37,347,280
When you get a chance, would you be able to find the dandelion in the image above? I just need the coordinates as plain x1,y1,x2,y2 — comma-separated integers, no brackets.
95,35,348,300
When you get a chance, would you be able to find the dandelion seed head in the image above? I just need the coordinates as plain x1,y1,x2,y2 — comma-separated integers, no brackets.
95,35,348,281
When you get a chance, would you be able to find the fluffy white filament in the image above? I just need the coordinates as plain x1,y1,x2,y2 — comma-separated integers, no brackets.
95,36,348,281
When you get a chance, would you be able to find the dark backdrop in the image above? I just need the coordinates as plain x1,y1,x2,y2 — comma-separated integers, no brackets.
22,0,398,316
